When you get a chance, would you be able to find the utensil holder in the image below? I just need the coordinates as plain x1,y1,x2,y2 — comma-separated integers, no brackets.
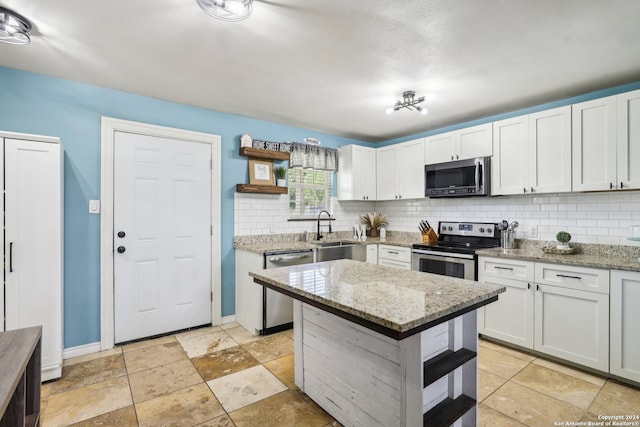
422,228,438,244
502,230,515,249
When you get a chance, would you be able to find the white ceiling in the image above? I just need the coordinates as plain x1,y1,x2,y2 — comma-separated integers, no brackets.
1,0,640,142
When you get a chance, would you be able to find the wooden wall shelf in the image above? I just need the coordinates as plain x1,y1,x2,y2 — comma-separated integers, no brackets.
239,147,290,161
236,184,288,194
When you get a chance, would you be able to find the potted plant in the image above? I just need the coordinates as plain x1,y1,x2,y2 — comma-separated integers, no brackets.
274,166,287,187
556,231,572,249
360,212,388,237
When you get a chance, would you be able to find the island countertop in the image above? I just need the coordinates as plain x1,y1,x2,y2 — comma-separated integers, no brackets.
250,259,505,340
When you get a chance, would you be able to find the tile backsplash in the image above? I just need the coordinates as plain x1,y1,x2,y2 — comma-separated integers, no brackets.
234,191,640,246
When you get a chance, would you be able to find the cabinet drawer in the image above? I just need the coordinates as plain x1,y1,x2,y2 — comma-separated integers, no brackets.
478,257,534,282
535,263,609,294
378,245,411,263
378,258,411,270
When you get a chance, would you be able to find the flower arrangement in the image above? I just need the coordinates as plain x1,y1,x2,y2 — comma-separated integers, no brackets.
360,212,388,237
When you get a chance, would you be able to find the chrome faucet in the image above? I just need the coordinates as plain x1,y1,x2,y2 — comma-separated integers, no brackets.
316,210,332,240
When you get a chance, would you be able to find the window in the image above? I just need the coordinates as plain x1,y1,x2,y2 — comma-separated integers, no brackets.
288,167,333,218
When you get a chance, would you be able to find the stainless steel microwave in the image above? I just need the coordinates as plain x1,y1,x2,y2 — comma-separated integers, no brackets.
425,156,491,197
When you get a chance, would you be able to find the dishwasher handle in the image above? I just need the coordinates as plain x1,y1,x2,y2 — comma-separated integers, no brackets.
268,254,311,263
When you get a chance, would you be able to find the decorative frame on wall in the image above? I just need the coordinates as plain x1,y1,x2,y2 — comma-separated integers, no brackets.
248,158,275,185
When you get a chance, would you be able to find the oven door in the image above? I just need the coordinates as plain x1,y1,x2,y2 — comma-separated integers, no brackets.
411,249,476,281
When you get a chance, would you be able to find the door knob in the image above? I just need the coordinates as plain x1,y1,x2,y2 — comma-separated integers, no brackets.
117,246,126,254
117,231,126,238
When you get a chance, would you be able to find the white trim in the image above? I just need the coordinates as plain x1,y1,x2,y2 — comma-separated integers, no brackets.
63,342,102,360
221,315,237,325
100,117,222,351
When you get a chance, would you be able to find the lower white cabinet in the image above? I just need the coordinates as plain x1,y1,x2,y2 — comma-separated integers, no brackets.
610,270,640,382
534,283,609,371
365,244,378,264
478,257,609,372
377,245,411,270
477,276,534,348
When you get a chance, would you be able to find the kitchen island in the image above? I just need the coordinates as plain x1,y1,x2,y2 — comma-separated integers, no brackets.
250,259,505,427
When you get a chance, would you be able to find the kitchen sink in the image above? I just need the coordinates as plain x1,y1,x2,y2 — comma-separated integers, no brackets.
314,242,366,262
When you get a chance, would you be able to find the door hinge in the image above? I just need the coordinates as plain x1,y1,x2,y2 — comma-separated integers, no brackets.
210,225,213,236
211,291,213,302
210,159,213,170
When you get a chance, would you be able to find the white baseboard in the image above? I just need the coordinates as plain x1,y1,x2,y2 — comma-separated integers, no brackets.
63,342,102,360
221,314,236,325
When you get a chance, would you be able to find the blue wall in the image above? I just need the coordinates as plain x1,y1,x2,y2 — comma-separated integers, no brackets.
0,66,366,348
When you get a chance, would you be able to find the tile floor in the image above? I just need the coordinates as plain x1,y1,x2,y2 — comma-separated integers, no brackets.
40,324,640,426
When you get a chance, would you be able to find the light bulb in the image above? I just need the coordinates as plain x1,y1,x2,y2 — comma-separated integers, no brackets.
420,107,428,115
385,107,394,115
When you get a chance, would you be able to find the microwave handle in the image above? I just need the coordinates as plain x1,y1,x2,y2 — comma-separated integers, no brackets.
474,158,481,191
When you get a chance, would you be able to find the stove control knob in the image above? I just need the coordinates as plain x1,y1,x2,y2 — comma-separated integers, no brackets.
487,228,493,233
479,227,485,233
447,226,453,231
441,225,446,232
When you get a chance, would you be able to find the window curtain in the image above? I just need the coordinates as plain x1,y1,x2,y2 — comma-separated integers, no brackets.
288,142,339,171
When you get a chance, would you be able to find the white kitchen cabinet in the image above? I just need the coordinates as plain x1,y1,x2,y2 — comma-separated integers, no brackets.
478,257,609,372
491,115,529,195
572,96,617,191
534,282,609,371
616,89,640,190
1,132,63,381
478,258,534,348
377,245,411,270
610,270,640,382
365,244,378,264
492,106,571,195
425,123,492,164
376,138,425,200
338,144,376,201
235,249,266,336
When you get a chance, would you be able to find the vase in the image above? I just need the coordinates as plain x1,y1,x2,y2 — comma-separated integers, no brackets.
368,228,378,237
276,179,286,187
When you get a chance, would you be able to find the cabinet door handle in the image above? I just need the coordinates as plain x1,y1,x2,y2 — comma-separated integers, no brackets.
9,242,13,272
536,284,540,291
556,274,582,280
523,187,527,193
527,283,531,289
530,187,535,193
388,251,399,255
495,266,514,271
621,182,625,189
610,182,614,189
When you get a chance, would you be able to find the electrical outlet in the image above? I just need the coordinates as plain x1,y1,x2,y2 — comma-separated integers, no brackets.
529,226,538,237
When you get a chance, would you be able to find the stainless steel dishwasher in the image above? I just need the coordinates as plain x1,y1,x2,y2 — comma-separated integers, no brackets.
261,249,314,335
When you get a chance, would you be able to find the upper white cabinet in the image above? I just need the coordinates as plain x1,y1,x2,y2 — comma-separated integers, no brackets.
2,133,63,381
425,123,492,164
492,106,571,195
572,89,640,192
338,144,376,201
617,89,640,190
376,138,425,200
572,96,617,191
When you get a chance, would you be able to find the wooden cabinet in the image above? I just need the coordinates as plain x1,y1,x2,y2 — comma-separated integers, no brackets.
492,106,571,195
1,132,63,382
425,123,492,164
478,257,609,371
610,270,640,382
337,145,376,201
365,244,378,264
377,245,411,270
376,138,425,200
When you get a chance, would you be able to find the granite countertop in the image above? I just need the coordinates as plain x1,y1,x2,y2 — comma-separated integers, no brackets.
477,245,640,273
249,259,505,339
234,232,419,255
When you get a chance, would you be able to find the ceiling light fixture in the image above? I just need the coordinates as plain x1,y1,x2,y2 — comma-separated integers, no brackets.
0,6,32,45
385,91,428,115
197,0,252,22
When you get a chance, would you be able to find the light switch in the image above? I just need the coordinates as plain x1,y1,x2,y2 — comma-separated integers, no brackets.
89,200,101,214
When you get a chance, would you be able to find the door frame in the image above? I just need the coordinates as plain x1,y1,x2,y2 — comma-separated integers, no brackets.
100,117,221,350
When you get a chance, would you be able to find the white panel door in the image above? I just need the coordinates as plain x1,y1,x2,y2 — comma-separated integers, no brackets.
492,115,529,195
572,96,617,191
617,89,640,190
114,131,212,343
4,138,63,377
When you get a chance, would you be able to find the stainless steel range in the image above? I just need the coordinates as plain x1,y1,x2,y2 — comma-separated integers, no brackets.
411,221,500,280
